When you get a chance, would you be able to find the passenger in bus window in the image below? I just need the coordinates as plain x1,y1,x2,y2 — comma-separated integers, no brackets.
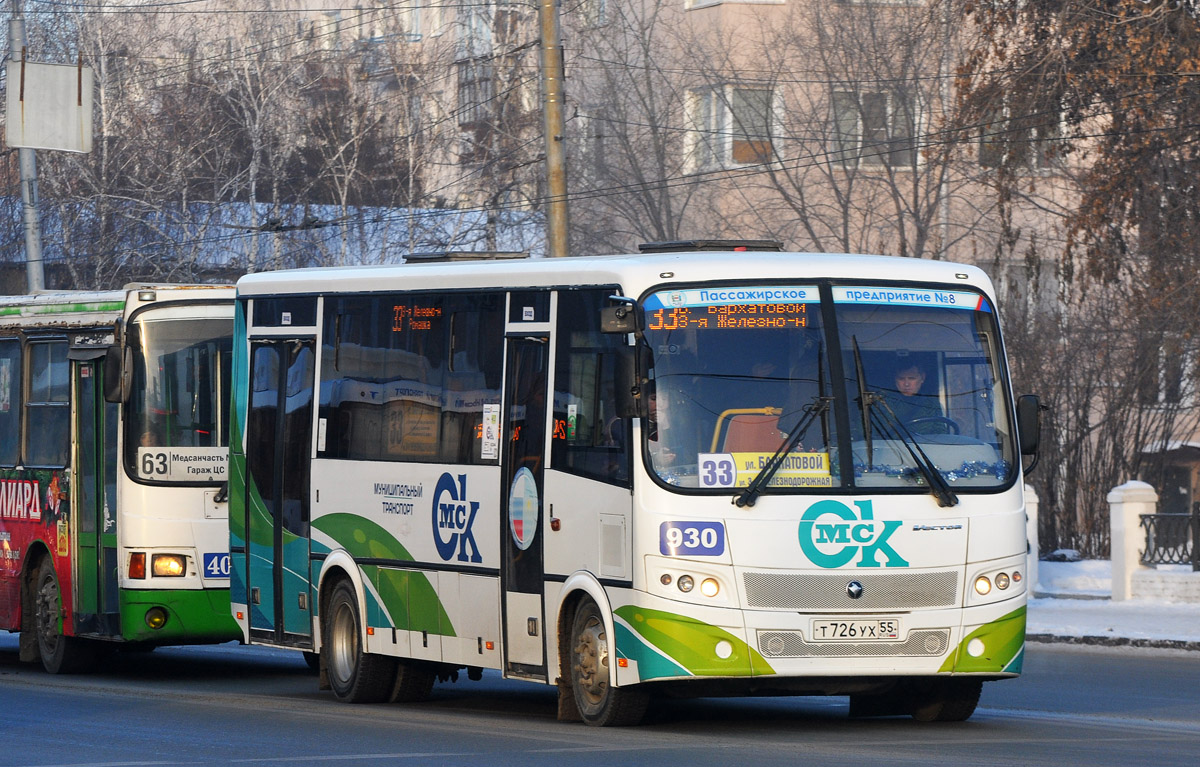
646,390,675,466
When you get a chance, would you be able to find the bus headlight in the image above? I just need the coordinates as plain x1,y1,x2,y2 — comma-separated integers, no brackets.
152,554,186,577
700,578,720,598
677,575,695,593
995,572,1011,590
974,576,992,596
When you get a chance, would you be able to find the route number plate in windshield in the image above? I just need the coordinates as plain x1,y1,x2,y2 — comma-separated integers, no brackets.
810,618,900,642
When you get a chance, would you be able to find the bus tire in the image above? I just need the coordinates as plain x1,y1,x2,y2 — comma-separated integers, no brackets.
568,598,649,726
324,580,396,703
910,679,983,722
389,661,435,703
34,559,97,674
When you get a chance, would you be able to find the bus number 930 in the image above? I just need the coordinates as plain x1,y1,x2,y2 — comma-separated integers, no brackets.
659,521,725,557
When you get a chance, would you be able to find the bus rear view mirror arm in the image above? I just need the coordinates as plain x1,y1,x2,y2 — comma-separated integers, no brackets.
614,344,652,419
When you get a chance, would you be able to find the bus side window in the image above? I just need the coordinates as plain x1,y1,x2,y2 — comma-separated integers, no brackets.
26,339,70,467
319,297,385,461
552,288,631,487
442,292,503,464
0,338,20,466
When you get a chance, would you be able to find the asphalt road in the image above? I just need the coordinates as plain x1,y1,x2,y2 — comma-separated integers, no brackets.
1,635,1197,767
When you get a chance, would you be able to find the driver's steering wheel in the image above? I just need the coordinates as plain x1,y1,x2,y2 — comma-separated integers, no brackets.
907,416,960,435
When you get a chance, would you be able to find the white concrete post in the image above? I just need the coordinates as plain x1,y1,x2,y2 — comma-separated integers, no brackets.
1107,480,1157,601
1024,484,1039,595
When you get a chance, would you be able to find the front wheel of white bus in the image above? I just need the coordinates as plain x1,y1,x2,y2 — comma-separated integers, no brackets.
569,599,649,726
324,579,397,703
33,558,99,674
909,679,983,722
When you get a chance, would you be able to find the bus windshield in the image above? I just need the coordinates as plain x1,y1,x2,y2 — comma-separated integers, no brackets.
125,304,232,484
641,284,1016,494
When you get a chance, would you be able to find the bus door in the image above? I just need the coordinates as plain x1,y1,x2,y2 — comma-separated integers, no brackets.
245,338,315,646
71,352,120,636
500,333,550,678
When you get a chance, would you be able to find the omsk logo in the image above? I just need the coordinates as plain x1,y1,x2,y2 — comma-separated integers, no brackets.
797,500,908,568
432,473,482,563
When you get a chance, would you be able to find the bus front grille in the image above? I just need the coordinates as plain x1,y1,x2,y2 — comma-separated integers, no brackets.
756,629,950,658
742,571,959,610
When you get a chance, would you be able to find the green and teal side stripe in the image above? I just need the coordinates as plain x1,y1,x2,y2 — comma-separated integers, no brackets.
613,605,775,681
941,606,1026,674
228,301,250,619
311,513,455,638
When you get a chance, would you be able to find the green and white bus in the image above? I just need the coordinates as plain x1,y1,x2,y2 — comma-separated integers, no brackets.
229,244,1040,724
0,285,240,672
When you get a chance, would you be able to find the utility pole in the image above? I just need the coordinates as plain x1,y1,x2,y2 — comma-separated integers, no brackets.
538,0,568,258
8,0,45,291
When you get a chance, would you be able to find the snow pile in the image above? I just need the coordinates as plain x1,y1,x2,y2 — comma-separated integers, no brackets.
1027,559,1200,645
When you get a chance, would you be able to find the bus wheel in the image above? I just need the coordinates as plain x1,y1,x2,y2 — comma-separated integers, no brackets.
34,559,97,674
569,599,649,726
910,679,983,722
389,661,435,703
324,580,396,703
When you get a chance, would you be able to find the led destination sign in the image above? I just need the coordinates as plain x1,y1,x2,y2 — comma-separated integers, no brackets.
645,285,818,332
392,303,443,332
647,303,808,331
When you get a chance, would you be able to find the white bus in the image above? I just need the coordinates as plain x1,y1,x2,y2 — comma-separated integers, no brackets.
229,244,1040,724
0,285,239,673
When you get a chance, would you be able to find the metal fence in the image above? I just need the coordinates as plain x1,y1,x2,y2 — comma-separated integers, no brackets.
1140,503,1200,571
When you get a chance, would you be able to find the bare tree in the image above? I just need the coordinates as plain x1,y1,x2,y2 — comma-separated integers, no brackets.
564,0,701,254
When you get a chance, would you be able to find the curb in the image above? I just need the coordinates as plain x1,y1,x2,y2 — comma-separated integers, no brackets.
1026,633,1200,652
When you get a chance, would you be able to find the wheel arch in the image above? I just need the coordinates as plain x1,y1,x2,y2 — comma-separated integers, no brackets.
554,571,616,686
313,550,366,651
18,541,55,628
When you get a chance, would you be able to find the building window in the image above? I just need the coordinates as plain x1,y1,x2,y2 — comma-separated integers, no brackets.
579,0,608,27
456,58,495,129
579,107,609,177
831,89,916,168
396,0,423,40
687,86,774,171
979,107,1060,170
1138,336,1190,407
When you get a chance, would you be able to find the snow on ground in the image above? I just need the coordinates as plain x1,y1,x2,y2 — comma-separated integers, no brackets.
1028,560,1200,644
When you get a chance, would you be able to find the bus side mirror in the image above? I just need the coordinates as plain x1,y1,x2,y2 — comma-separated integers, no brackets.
614,345,652,418
103,345,133,404
1016,394,1041,457
103,345,124,403
601,304,637,334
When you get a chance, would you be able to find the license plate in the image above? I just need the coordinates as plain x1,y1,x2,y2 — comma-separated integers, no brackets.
810,619,900,642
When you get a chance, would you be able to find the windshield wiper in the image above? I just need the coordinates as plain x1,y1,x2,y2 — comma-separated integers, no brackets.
850,337,957,508
735,395,832,508
852,337,874,467
870,400,959,508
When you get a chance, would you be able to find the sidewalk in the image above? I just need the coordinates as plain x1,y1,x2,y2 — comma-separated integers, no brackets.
1027,560,1200,650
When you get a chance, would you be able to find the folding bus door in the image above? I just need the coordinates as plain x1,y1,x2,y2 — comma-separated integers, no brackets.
245,338,315,646
500,335,550,679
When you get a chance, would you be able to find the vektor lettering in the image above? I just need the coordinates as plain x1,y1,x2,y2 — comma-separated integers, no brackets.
797,500,908,568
